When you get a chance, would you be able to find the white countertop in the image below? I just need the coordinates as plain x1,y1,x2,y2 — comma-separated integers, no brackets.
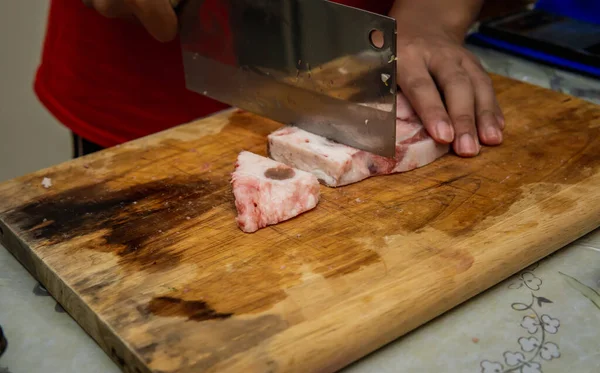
1,46,600,373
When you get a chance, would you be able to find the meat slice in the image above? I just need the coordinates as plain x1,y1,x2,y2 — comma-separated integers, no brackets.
267,94,449,187
231,151,320,233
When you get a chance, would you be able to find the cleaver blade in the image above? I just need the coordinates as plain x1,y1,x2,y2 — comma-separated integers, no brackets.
177,0,397,158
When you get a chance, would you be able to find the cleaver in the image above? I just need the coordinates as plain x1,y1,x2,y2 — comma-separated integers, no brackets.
176,0,397,158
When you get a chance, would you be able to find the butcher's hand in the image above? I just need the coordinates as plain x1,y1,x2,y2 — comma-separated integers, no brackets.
390,0,504,157
82,0,178,42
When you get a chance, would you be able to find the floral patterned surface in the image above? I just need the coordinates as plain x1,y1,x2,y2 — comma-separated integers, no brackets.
481,265,562,373
2,46,600,373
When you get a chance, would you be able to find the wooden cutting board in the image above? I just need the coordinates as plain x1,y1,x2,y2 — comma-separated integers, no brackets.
1,74,600,373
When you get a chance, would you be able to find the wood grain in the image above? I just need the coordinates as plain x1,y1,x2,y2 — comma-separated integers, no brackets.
1,74,600,373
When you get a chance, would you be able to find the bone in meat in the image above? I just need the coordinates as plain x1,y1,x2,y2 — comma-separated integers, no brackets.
231,151,320,233
267,94,449,187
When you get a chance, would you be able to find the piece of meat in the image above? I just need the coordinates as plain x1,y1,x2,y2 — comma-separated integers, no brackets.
231,151,320,233
267,94,449,187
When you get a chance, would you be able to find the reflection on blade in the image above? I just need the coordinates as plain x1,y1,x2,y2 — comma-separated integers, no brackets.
179,0,397,157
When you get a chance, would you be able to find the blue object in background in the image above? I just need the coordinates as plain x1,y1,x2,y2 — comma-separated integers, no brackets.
467,0,600,79
535,0,600,25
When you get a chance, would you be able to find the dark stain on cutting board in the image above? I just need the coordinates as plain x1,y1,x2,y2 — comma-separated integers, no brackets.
3,177,230,271
72,269,120,304
2,175,380,325
2,171,381,320
147,296,233,322
382,127,600,238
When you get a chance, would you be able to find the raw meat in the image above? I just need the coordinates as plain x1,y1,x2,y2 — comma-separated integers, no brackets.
231,151,320,233
267,94,449,187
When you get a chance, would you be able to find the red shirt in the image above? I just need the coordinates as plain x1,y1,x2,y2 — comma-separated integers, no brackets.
34,0,394,147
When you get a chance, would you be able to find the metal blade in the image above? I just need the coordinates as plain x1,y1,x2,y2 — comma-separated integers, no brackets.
178,0,397,157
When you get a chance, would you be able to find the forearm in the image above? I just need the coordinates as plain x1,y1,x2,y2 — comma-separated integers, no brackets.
389,0,484,40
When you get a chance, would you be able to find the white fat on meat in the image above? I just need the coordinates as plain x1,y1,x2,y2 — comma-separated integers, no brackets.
231,151,320,233
267,94,449,187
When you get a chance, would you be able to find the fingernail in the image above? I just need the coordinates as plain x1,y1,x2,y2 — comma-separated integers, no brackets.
459,134,477,155
496,115,505,129
437,121,454,143
485,126,501,142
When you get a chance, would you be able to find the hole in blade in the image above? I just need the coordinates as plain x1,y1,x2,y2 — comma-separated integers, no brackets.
369,29,384,49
